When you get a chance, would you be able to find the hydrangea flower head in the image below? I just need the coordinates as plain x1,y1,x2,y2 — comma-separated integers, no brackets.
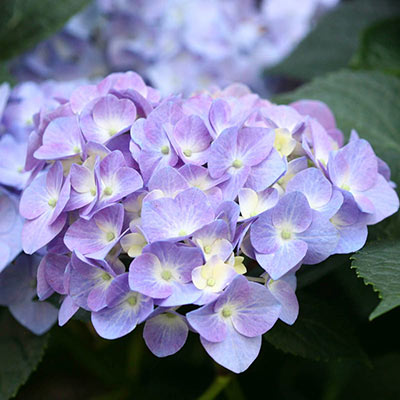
1,72,397,374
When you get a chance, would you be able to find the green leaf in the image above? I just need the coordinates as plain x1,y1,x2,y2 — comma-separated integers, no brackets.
0,0,91,62
267,0,400,81
264,293,368,363
351,241,400,320
0,309,49,400
276,70,400,238
351,18,400,75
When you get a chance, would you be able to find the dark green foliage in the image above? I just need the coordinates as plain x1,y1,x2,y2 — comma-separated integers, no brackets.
351,18,400,75
267,0,400,81
0,0,91,62
0,310,48,400
352,241,400,320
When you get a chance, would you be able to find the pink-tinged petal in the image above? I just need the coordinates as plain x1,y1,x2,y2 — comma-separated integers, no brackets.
200,328,261,373
232,282,281,337
92,275,153,339
239,188,278,220
115,88,153,118
112,166,143,198
218,166,251,201
216,201,240,241
261,104,304,131
37,256,54,301
250,211,281,254
193,220,231,258
297,213,339,265
208,127,238,178
156,283,201,307
22,212,67,255
69,254,108,310
25,130,43,171
334,223,368,254
66,189,95,212
286,168,332,209
91,303,139,340
328,139,378,192
141,188,214,242
49,175,71,225
214,275,250,310
143,242,203,282
246,149,286,192
172,115,212,160
317,189,343,219
290,100,336,131
272,192,312,233
308,119,337,167
143,312,188,357
99,148,126,172
93,95,137,133
352,192,375,214
106,134,137,168
179,164,228,191
187,301,227,343
84,141,110,160
19,173,49,219
138,147,178,184
59,296,79,326
267,279,299,325
129,253,173,299
148,166,189,198
46,161,64,197
87,285,111,312
328,128,344,148
237,127,274,167
70,164,95,194
64,204,124,259
209,99,230,137
362,174,399,225
377,157,391,181
43,253,69,294
70,84,100,114
256,240,308,280
34,116,84,160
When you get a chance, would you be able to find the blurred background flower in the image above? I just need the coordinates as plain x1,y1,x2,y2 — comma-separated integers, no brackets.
10,0,339,95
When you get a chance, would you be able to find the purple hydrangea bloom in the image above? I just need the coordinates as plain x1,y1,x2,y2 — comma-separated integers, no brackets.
8,70,398,373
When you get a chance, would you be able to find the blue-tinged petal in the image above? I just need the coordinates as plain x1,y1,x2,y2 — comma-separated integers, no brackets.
200,328,261,373
143,312,189,357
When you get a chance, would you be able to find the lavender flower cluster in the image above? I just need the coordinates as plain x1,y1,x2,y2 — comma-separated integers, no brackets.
0,79,85,335
12,0,339,95
1,71,398,373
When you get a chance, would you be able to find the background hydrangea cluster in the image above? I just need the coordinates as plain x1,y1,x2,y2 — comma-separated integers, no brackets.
0,71,397,373
11,0,339,94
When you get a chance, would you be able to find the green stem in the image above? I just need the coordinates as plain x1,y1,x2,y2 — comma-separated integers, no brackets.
197,375,232,400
